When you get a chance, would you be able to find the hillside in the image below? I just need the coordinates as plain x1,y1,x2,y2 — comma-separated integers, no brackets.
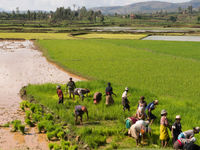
92,0,200,14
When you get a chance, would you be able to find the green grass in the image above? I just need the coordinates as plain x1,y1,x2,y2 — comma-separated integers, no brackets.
0,33,74,40
28,39,200,148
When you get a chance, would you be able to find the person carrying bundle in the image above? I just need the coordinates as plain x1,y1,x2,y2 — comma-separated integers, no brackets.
74,88,90,101
145,100,158,125
56,85,64,104
122,87,130,111
66,77,76,100
93,92,102,104
172,115,182,144
136,96,147,120
105,82,116,105
74,105,89,125
129,120,151,146
178,127,200,140
160,109,171,148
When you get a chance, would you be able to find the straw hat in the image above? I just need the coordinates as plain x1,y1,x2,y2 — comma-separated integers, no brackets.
194,127,200,133
176,115,181,120
161,109,167,115
154,100,159,104
125,87,129,91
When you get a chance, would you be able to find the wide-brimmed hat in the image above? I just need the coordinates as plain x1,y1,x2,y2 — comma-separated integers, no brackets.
161,109,167,115
125,87,129,91
194,127,200,133
176,115,181,120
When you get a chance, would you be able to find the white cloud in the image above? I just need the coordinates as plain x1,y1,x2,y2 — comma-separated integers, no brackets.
0,0,190,11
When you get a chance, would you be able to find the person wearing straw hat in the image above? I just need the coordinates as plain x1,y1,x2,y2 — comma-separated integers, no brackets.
145,100,159,125
172,115,182,144
74,105,89,125
129,120,150,146
122,87,130,111
56,85,64,104
160,109,170,147
178,127,200,140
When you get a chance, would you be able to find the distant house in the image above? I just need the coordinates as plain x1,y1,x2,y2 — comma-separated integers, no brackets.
130,14,135,19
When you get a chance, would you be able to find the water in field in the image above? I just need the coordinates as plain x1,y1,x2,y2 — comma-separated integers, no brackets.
0,40,80,150
143,36,200,41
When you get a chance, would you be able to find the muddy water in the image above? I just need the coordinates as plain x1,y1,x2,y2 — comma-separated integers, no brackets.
143,35,200,41
0,40,80,150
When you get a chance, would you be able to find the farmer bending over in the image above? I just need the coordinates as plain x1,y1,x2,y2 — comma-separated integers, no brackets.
74,105,89,125
129,120,150,146
66,77,76,100
122,87,130,111
105,82,116,105
178,127,200,140
93,92,102,104
173,137,196,150
56,85,64,104
145,100,158,124
172,115,182,144
74,88,90,101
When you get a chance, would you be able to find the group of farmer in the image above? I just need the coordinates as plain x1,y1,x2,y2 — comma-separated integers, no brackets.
56,78,200,150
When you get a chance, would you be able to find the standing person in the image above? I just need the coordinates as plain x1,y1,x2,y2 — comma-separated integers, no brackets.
74,105,89,125
56,85,64,104
160,109,170,148
129,120,150,146
93,92,102,104
105,82,116,105
136,96,147,120
172,115,182,144
66,77,76,100
145,100,159,125
122,87,130,111
178,127,200,140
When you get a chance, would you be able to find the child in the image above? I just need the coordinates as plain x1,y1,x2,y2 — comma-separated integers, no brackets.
160,109,170,148
172,115,182,144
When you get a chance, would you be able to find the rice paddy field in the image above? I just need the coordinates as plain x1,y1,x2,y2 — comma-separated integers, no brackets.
25,38,200,149
75,33,147,39
0,33,74,40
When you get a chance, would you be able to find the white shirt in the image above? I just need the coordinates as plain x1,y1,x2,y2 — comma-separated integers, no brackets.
122,91,128,99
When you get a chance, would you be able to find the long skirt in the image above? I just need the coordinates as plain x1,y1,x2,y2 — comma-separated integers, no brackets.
106,95,114,105
160,124,169,141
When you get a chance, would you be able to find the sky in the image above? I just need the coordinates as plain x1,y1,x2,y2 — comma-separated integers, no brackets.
0,0,191,11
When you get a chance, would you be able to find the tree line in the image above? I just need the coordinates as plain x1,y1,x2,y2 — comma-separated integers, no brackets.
0,7,104,23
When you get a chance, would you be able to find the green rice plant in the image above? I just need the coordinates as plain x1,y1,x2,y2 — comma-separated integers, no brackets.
57,131,65,139
20,100,30,111
44,113,54,121
53,143,61,150
32,113,42,123
30,104,36,113
25,110,31,119
47,131,56,141
69,145,78,150
1,122,10,127
61,140,71,150
11,120,21,132
48,143,54,150
25,118,34,127
18,125,25,134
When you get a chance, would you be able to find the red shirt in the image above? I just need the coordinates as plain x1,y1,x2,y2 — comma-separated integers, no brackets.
57,89,63,98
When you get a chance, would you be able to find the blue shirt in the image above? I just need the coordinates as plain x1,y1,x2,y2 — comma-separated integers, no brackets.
146,102,155,111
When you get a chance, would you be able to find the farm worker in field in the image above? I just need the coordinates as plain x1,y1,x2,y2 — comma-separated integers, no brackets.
172,115,182,144
178,127,200,140
129,120,150,146
173,137,196,150
74,88,90,101
56,85,64,104
93,92,102,104
105,82,116,105
74,105,89,125
125,116,138,129
122,87,130,111
145,100,159,125
183,141,200,150
66,77,76,100
160,109,171,148
136,96,147,120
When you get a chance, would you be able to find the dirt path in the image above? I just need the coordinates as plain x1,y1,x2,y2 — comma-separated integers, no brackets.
0,40,80,150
